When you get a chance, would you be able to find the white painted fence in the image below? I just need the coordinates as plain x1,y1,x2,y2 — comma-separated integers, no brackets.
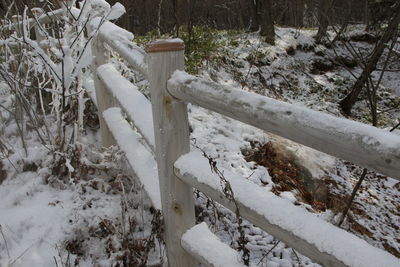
18,8,400,267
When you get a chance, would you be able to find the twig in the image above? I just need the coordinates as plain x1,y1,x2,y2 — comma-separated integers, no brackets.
194,144,250,265
337,168,368,227
291,248,303,267
257,240,280,266
0,224,10,258
390,120,400,132
9,242,36,266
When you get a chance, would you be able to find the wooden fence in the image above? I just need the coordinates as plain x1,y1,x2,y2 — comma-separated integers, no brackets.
5,7,400,267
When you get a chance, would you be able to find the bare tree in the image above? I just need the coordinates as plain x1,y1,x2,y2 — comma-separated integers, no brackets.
315,0,334,43
251,0,275,44
339,1,400,115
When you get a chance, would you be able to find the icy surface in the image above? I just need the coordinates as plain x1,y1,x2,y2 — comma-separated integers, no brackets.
175,151,400,267
102,107,161,210
97,64,155,149
181,222,245,267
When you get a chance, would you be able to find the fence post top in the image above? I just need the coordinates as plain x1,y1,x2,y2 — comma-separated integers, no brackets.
145,38,185,53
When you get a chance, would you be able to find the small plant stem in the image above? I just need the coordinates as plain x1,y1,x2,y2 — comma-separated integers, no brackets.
337,168,368,227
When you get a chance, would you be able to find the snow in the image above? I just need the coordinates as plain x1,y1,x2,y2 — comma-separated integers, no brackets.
92,16,149,78
101,37,149,78
169,70,400,180
107,2,126,21
0,172,72,266
174,151,400,267
82,77,97,107
1,5,399,265
0,170,123,267
181,222,245,267
91,18,133,41
97,64,155,149
102,107,161,210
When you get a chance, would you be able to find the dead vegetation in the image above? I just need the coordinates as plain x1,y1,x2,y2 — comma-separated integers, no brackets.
244,141,337,211
243,140,400,257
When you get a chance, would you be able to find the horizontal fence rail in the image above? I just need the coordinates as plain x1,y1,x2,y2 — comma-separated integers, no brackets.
174,151,400,267
97,21,148,79
14,6,396,266
103,107,161,210
167,71,400,181
97,64,155,151
181,222,245,267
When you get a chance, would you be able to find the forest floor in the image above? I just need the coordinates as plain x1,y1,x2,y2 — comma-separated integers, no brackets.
0,25,399,266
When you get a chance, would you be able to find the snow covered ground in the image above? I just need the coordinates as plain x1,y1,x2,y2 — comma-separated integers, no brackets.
0,24,399,266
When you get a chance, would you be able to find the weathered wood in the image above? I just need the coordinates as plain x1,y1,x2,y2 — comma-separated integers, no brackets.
174,151,400,267
146,40,196,267
181,223,245,267
92,37,115,147
167,72,400,180
103,107,161,210
97,64,156,152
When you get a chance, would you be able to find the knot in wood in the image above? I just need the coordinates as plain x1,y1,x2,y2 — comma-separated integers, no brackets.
172,202,182,215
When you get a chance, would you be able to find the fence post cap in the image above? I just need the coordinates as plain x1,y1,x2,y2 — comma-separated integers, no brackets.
145,38,185,53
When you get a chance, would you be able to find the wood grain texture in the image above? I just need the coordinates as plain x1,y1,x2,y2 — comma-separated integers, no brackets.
92,37,116,147
147,41,196,267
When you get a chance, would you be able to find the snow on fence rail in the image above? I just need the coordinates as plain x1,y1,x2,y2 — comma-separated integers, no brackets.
97,21,149,79
167,71,400,181
20,8,399,267
97,64,155,151
93,19,399,267
174,151,399,267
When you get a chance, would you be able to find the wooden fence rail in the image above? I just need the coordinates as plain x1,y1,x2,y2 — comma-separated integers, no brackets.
94,31,399,266
9,7,400,267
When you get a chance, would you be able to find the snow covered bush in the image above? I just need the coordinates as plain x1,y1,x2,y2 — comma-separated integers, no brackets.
0,0,125,155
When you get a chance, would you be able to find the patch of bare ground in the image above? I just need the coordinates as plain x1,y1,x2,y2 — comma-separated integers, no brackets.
243,141,341,212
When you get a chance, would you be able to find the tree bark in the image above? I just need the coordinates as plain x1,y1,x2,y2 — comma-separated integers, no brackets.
235,0,244,29
315,0,332,43
259,0,275,44
295,0,305,27
339,2,400,115
250,0,260,31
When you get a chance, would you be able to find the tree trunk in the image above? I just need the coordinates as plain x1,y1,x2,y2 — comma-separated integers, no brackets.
235,0,244,29
339,2,400,115
315,0,332,43
259,0,275,44
250,0,260,31
295,0,305,27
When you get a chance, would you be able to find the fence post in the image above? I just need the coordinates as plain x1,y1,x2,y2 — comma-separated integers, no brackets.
92,36,115,147
146,40,196,267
